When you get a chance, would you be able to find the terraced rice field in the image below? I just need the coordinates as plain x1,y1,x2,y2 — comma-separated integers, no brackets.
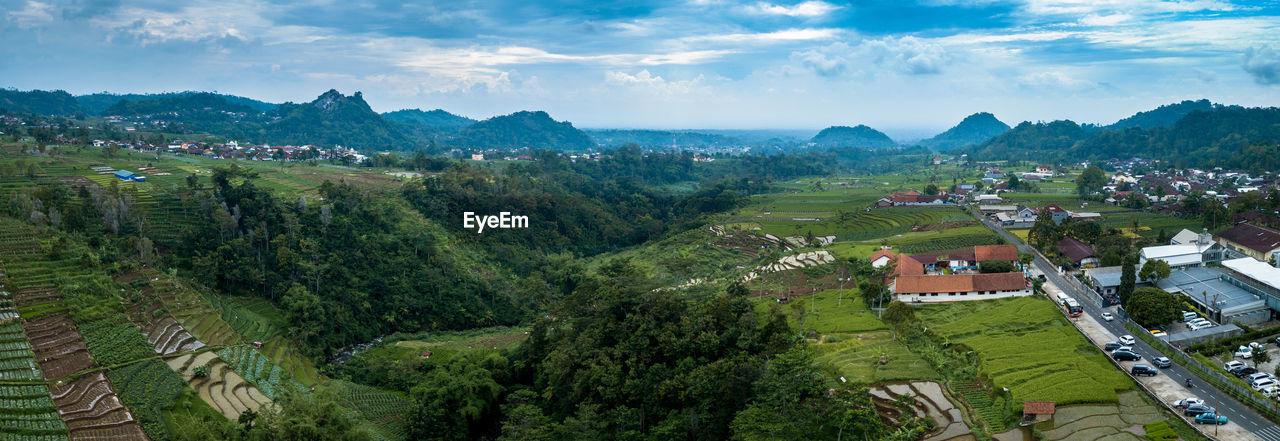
0,322,43,382
215,344,306,400
148,280,239,347
107,359,187,441
206,296,284,344
124,299,204,356
23,311,93,380
0,218,42,258
260,336,320,387
48,371,149,441
329,380,414,441
166,352,271,419
0,384,69,440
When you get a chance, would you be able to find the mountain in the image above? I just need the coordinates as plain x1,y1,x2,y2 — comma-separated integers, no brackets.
809,125,896,148
383,109,475,130
1107,99,1222,130
585,129,741,148
102,92,257,116
78,91,276,115
0,89,82,115
963,120,1090,161
920,112,1010,150
456,110,595,150
262,89,413,149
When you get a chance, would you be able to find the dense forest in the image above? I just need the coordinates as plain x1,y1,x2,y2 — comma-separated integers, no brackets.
809,124,897,148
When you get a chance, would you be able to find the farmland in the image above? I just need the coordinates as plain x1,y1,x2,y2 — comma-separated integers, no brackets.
108,359,193,441
327,380,415,441
0,384,68,440
216,344,307,400
166,351,272,420
914,296,1134,408
48,371,149,441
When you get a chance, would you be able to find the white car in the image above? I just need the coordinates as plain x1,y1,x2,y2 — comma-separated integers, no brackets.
1253,379,1277,392
1101,312,1114,321
1264,386,1280,398
1175,397,1204,408
1119,335,1136,345
1237,345,1254,359
1225,360,1247,371
1249,373,1274,382
1252,342,1265,350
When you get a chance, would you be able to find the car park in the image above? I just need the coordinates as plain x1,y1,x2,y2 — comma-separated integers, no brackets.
1101,312,1114,321
1153,357,1172,368
1131,364,1158,376
1104,341,1122,352
1184,404,1215,417
1119,335,1136,345
1194,413,1228,425
1174,397,1204,409
1113,350,1141,361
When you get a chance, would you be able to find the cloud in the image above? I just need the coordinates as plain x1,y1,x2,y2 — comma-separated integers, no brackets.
1019,71,1097,89
605,70,705,96
744,1,841,17
792,36,951,77
1079,13,1131,26
7,1,55,29
1023,0,1235,16
1242,45,1280,85
792,42,854,77
680,28,842,44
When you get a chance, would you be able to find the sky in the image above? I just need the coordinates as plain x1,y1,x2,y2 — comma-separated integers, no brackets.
3,0,1280,137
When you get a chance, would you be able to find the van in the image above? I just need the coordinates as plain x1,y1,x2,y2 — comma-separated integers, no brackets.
1182,311,1198,322
1056,293,1069,305
1131,364,1158,376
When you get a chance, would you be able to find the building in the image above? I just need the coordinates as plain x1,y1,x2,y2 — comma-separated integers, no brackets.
975,194,1003,204
1216,223,1280,262
893,272,1031,303
1022,401,1055,425
1043,204,1071,225
1220,258,1280,319
471,154,484,161
1057,237,1099,268
113,170,135,181
1156,266,1269,325
974,244,1019,264
995,205,1038,227
978,204,1017,213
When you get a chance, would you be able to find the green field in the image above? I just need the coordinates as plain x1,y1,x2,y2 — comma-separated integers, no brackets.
915,296,1134,409
0,384,68,440
327,380,415,441
216,344,308,400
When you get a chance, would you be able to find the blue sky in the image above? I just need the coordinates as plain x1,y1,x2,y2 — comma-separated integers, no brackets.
3,0,1280,136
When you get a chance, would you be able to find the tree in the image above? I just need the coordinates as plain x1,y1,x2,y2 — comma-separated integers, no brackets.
1077,165,1107,196
858,280,890,308
979,260,1014,273
1126,287,1181,328
923,183,939,195
1139,259,1171,283
1019,253,1035,268
1202,201,1227,229
1255,347,1271,369
1008,174,1021,190
881,301,917,325
1119,256,1137,306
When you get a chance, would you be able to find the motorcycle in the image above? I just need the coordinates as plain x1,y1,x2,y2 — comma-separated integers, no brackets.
1185,378,1193,388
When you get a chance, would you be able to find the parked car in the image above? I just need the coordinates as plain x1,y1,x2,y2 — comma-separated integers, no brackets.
1101,312,1114,321
1251,342,1265,350
1232,366,1259,377
1194,413,1228,425
1131,364,1158,376
1151,330,1167,337
1116,346,1134,353
1153,357,1172,368
1226,360,1247,371
1113,350,1141,361
1182,311,1197,322
1189,318,1211,327
1184,404,1215,417
1251,379,1276,392
1174,397,1204,409
1119,335,1136,345
1237,345,1254,359
1104,341,1122,352
1274,336,1280,346
1263,386,1280,398
1247,373,1274,384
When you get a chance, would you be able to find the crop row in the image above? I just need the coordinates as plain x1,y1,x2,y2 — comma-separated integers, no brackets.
216,344,306,400
79,315,156,367
108,359,188,441
0,383,66,439
330,380,413,441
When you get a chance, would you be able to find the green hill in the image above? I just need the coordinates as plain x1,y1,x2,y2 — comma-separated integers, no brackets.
1107,99,1221,129
102,92,257,116
809,124,896,148
586,129,740,148
963,120,1090,162
78,91,276,115
456,110,595,150
382,108,476,131
262,90,414,149
0,89,82,115
920,112,1010,150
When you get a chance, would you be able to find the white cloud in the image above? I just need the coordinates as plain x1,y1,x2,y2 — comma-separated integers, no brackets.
7,1,55,29
744,1,841,17
605,70,706,96
87,1,328,46
679,28,842,44
1019,71,1097,89
793,36,951,77
1079,13,1131,26
1024,0,1236,16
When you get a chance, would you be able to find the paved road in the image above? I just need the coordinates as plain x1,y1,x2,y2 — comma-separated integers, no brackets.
968,206,1280,440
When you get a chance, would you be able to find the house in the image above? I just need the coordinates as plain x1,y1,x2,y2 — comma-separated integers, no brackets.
995,205,1038,227
1138,233,1233,271
1022,401,1055,425
1058,237,1099,268
1043,204,1070,225
1216,223,1280,262
974,244,1019,264
113,170,135,181
892,272,1030,303
870,248,925,277
471,154,484,161
975,194,1003,204
1036,165,1053,174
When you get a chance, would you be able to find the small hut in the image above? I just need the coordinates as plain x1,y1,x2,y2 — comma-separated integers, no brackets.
1022,401,1055,425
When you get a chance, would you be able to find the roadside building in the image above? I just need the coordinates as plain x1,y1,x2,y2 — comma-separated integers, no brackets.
1057,237,1099,268
1216,223,1280,262
1155,267,1269,325
892,272,1030,303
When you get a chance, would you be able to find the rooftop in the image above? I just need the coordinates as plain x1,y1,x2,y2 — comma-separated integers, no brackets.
975,245,1019,262
1057,237,1095,263
1086,266,1124,287
1221,258,1280,292
894,272,1026,294
1157,267,1265,315
1217,223,1280,254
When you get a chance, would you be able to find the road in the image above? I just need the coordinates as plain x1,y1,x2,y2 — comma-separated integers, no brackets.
969,206,1280,441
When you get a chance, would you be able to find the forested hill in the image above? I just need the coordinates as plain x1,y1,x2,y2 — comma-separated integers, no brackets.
809,124,896,148
0,89,82,115
456,110,596,150
1106,99,1221,129
102,92,259,116
919,112,1010,150
382,108,477,131
963,106,1280,171
260,89,414,149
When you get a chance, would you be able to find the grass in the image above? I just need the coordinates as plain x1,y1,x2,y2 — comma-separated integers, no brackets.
813,332,938,383
327,380,415,441
109,359,190,441
754,289,886,335
914,296,1134,409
